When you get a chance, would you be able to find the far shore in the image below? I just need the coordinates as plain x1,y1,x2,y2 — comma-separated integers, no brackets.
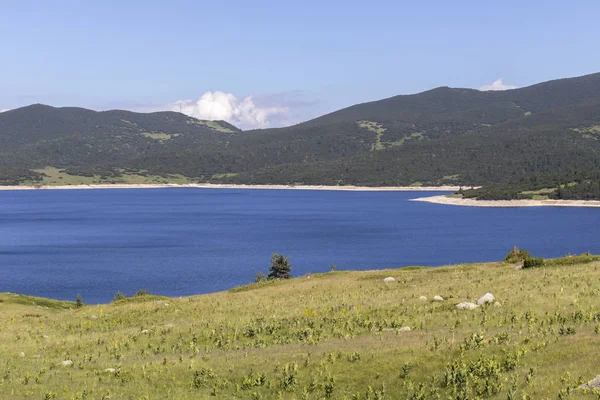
0,183,462,192
412,195,600,208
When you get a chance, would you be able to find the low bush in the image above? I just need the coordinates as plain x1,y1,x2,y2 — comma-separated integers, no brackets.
523,256,545,269
504,246,531,263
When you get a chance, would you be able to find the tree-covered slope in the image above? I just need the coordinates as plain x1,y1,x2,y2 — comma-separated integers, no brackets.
1,72,600,189
0,104,239,169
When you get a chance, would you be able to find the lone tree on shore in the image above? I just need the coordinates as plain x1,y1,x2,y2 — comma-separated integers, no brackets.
268,253,292,280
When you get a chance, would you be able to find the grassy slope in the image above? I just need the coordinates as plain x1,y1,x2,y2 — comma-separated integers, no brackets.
1,261,600,399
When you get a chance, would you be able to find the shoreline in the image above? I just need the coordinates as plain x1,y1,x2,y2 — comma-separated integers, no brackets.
412,195,600,208
0,183,461,192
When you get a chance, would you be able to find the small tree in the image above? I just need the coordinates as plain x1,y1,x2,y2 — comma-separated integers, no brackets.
76,294,84,308
268,253,292,280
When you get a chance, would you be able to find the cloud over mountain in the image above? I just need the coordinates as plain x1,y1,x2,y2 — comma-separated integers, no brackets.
169,92,289,130
479,79,518,91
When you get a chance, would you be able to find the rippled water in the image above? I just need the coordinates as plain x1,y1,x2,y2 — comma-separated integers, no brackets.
0,188,598,303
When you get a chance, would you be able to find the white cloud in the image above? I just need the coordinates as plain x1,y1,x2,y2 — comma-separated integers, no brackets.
0,108,9,113
479,78,518,91
168,91,289,130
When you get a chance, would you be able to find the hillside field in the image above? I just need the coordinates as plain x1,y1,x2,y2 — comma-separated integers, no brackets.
1,258,600,399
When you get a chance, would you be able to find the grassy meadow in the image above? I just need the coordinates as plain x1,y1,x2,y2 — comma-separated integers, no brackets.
1,258,600,399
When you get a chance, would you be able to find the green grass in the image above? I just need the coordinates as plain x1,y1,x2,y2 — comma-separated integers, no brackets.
441,174,461,181
23,167,198,186
2,258,600,398
385,131,425,148
571,125,600,140
211,173,239,179
187,119,235,133
357,121,387,151
141,132,181,141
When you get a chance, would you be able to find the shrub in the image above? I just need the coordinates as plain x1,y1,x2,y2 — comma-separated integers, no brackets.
134,288,150,297
523,256,545,269
113,291,127,302
504,246,532,263
255,272,265,283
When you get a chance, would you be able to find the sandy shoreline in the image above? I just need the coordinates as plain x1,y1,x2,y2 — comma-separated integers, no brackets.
0,183,462,192
412,195,600,208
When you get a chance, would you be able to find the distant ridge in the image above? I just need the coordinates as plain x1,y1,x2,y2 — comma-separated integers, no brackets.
1,72,600,190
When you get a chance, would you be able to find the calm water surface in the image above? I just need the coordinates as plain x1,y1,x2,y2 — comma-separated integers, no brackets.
0,189,598,303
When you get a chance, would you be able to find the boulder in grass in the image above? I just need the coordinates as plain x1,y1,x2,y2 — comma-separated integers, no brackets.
578,375,600,390
61,360,73,367
433,295,444,301
105,368,116,373
419,296,428,301
399,326,411,332
456,302,479,310
477,293,495,305
383,277,395,283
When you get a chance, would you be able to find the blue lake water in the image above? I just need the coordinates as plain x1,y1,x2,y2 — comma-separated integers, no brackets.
0,188,598,303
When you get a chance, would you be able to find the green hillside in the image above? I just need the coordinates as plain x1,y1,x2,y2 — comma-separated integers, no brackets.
1,256,600,398
1,73,600,192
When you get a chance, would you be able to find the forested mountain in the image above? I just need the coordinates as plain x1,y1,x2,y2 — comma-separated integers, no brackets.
1,72,600,191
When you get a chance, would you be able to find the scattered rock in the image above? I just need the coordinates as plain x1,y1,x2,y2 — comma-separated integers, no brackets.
61,360,73,367
399,326,411,332
383,277,395,283
104,368,116,373
477,293,495,305
19,352,25,357
419,296,428,301
90,315,98,320
494,301,502,307
164,303,170,307
141,329,149,334
433,295,444,301
456,302,479,310
578,375,600,389
42,335,50,339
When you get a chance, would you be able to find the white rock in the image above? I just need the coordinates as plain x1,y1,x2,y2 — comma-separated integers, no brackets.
419,296,428,301
19,352,25,357
61,360,73,367
477,293,495,305
494,301,502,307
42,335,50,339
578,375,600,389
164,303,170,307
164,324,174,328
383,277,395,283
141,329,149,334
104,368,116,373
433,295,444,301
90,315,98,320
456,302,479,310
399,326,411,332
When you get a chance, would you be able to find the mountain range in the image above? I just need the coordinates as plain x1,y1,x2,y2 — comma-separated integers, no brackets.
1,72,600,190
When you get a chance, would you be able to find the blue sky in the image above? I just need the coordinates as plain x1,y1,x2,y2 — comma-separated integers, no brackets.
1,0,599,128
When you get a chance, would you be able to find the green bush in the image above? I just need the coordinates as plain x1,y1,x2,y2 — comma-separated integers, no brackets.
504,246,531,263
113,291,127,302
523,256,545,269
134,288,150,297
